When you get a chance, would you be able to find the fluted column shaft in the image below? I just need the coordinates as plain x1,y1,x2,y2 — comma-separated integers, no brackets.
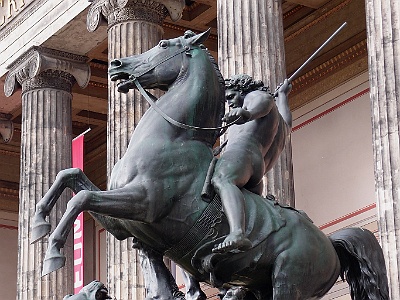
4,47,90,299
108,20,166,300
217,0,294,205
107,21,164,172
365,0,400,298
87,1,184,299
19,86,73,300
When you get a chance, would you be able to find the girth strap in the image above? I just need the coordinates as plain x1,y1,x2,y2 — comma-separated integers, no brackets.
164,193,223,262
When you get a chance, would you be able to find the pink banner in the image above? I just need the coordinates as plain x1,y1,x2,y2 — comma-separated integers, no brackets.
72,135,84,293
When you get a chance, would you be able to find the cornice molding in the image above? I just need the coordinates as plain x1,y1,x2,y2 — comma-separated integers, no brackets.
290,40,368,109
283,5,304,20
88,81,108,89
291,39,367,95
0,149,20,157
4,47,91,97
0,180,19,200
89,61,108,70
163,22,218,40
284,0,351,43
0,188,18,198
87,0,184,32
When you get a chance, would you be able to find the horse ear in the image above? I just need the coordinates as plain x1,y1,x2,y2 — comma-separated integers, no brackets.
187,28,211,46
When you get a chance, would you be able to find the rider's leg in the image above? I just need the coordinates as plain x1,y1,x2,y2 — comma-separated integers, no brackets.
211,173,252,253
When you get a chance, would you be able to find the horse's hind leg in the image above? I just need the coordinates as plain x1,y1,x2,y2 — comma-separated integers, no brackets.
138,244,186,300
181,269,206,300
271,251,307,300
32,168,99,243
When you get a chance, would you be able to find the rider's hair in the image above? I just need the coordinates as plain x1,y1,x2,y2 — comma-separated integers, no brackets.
225,74,270,95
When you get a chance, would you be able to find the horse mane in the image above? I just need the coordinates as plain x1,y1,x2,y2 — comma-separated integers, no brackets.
200,45,226,142
177,31,225,144
202,46,225,90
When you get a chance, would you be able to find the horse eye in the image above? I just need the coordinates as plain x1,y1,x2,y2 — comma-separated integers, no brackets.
159,41,168,49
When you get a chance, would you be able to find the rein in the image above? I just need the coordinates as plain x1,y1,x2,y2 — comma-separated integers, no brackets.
129,45,239,132
133,79,238,132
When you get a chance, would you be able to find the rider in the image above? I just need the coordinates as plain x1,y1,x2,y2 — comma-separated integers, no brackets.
211,74,292,253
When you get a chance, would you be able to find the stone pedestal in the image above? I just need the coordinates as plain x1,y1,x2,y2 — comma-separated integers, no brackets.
4,47,90,299
87,1,184,299
217,0,294,205
365,0,400,298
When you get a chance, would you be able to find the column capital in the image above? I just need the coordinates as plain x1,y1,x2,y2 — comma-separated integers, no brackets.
4,47,91,97
87,0,185,32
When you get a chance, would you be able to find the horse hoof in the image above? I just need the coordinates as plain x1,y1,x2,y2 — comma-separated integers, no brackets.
31,222,51,244
42,254,66,276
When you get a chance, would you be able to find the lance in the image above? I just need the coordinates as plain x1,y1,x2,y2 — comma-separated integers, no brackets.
274,22,347,96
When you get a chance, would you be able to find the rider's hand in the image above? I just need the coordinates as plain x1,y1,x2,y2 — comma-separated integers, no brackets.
223,108,251,124
277,79,292,95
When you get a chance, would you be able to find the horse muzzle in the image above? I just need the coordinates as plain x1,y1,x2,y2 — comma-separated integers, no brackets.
109,58,153,93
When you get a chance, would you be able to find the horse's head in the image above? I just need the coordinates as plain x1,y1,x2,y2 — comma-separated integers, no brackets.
109,29,211,93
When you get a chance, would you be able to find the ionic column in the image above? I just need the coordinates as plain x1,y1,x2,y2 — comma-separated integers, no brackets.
217,0,294,206
4,47,90,299
86,1,184,299
365,0,400,298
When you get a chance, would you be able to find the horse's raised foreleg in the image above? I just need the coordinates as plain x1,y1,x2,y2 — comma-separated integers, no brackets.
42,186,150,276
31,168,99,243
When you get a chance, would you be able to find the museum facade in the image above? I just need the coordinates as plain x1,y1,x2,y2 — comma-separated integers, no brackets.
0,0,399,299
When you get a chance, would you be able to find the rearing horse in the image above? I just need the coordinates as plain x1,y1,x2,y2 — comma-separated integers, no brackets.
32,31,389,300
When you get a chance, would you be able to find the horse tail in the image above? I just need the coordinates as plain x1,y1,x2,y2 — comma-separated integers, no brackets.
329,228,389,300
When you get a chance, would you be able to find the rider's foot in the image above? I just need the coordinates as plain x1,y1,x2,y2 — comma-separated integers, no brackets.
212,231,252,253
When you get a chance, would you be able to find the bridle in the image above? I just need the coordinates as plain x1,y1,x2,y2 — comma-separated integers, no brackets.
125,43,239,133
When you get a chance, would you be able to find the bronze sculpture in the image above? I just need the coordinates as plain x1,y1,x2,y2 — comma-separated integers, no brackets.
63,281,111,300
32,30,389,300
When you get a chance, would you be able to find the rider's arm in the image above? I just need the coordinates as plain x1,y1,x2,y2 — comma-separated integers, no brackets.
241,90,275,121
223,91,274,124
275,79,292,128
